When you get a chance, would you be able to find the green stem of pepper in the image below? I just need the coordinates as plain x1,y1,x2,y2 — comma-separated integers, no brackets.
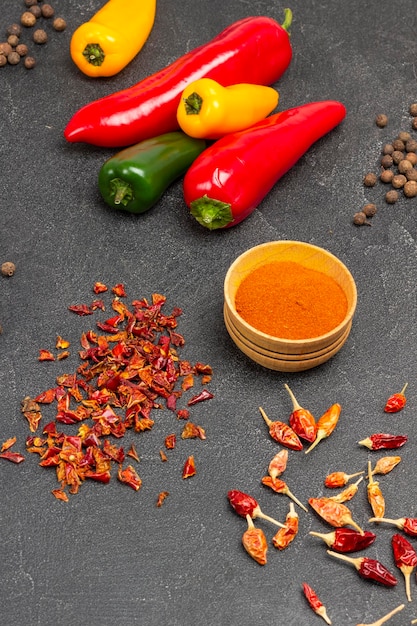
184,92,204,115
281,8,293,34
190,195,233,230
83,43,105,66
109,178,135,207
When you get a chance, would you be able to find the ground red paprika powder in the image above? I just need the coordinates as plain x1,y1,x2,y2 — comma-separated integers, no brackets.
235,261,348,339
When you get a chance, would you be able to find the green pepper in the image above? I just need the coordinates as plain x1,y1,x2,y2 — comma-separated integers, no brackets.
98,131,206,214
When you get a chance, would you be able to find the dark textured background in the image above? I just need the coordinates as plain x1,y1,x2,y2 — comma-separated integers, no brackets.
1,1,417,624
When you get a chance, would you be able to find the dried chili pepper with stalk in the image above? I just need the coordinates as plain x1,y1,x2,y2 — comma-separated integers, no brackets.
259,406,303,451
242,514,268,565
384,383,408,413
302,583,332,625
358,433,408,450
227,489,285,527
356,603,404,626
305,403,341,454
326,550,398,586
328,476,363,504
272,502,299,550
368,515,417,537
391,533,417,601
309,497,364,534
261,475,308,512
309,528,376,553
267,448,288,481
284,383,317,442
372,456,401,476
324,470,364,488
367,460,385,518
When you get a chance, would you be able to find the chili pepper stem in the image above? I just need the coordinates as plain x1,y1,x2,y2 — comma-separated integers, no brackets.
316,606,332,625
368,517,398,526
305,431,323,454
256,508,286,528
284,383,302,410
326,550,360,568
281,8,293,33
356,603,404,626
403,566,413,602
259,406,273,427
285,489,308,513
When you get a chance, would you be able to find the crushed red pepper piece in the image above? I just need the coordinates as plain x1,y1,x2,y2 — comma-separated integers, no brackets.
68,304,93,316
127,444,139,461
156,491,169,507
21,396,42,432
1,437,17,451
52,489,69,502
56,336,70,349
159,449,168,461
164,434,176,449
181,422,206,440
112,283,127,297
117,465,142,490
187,389,214,405
182,454,196,478
38,349,55,361
0,451,25,463
93,282,108,294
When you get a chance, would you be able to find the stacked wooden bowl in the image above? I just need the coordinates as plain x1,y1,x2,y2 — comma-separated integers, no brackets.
224,241,357,372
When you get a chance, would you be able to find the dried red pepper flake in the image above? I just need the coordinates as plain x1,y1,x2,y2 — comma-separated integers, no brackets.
182,454,196,479
164,434,176,449
0,451,25,463
187,389,214,406
112,283,127,297
1,437,17,452
156,491,169,507
38,349,55,361
56,336,70,350
68,304,93,316
181,422,206,440
176,409,190,420
91,299,106,311
117,464,142,490
52,489,69,502
159,449,168,462
34,388,56,404
127,444,139,462
93,282,108,294
21,396,42,432
57,351,70,361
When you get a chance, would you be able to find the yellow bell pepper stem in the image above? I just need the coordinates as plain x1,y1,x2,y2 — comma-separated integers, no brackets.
177,78,279,139
70,0,156,78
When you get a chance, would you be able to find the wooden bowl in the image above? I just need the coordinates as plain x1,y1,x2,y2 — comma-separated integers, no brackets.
224,241,357,372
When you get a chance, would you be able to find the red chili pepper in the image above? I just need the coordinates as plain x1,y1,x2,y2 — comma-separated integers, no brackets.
309,497,364,534
391,533,417,601
302,583,332,624
328,476,363,504
183,101,346,230
242,514,268,565
284,383,317,443
368,516,417,537
305,403,341,454
227,489,285,528
326,550,398,587
309,528,376,553
272,502,299,550
64,13,293,148
259,406,303,451
358,433,408,450
384,383,408,413
324,470,364,488
267,449,288,481
367,460,385,518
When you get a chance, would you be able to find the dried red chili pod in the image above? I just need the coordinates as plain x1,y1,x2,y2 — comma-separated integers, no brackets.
305,403,341,454
267,449,288,481
242,514,268,565
284,383,317,442
384,383,408,413
261,476,308,512
328,476,363,504
302,583,332,625
272,502,299,550
391,533,417,601
367,461,385,518
324,470,364,488
259,406,303,451
227,489,285,528
326,550,398,586
309,528,376,553
309,497,364,534
372,456,401,476
369,515,417,537
356,603,405,626
358,433,408,450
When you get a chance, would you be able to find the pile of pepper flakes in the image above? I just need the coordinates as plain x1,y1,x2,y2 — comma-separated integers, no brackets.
3,283,214,502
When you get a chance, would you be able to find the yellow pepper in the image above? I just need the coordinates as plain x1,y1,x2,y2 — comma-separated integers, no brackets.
70,0,156,78
176,78,279,139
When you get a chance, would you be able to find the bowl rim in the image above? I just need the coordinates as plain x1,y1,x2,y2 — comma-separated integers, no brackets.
224,240,357,345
